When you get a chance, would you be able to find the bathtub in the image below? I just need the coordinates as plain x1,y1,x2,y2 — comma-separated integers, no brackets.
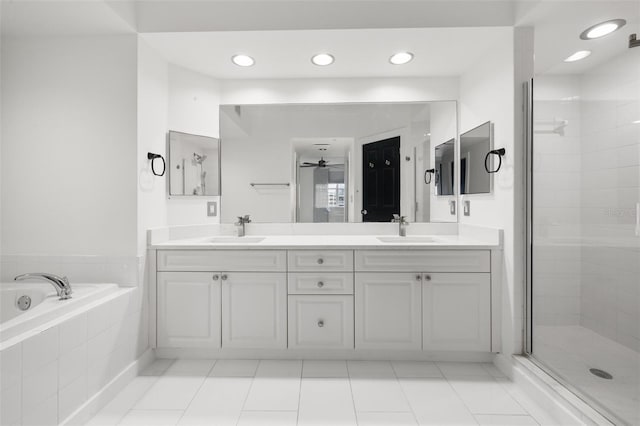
0,282,120,344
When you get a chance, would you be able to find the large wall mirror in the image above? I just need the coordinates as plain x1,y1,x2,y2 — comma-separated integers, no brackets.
168,131,221,196
219,102,458,223
459,121,492,195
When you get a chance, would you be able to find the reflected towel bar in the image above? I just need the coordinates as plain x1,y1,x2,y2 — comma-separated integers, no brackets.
250,182,290,187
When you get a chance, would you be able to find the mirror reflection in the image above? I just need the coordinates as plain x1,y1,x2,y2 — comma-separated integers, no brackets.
435,139,455,196
219,102,458,223
460,121,492,195
168,131,220,196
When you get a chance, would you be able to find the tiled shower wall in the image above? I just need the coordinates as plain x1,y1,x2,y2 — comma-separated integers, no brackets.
532,76,583,327
579,50,640,352
533,48,640,352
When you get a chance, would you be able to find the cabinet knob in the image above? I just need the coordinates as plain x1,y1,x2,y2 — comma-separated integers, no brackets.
317,281,324,288
317,258,324,265
424,274,431,281
212,274,219,281
317,320,324,328
416,274,422,281
221,274,228,281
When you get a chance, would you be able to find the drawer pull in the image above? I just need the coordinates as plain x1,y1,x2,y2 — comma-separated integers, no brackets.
317,281,324,288
317,258,324,265
221,274,228,281
424,274,431,281
317,320,324,328
212,274,220,281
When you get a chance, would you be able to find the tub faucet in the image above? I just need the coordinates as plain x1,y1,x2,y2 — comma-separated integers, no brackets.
392,214,409,237
15,273,73,300
235,215,251,237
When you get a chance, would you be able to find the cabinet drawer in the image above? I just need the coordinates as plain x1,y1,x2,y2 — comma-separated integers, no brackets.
355,250,490,272
157,250,286,272
288,295,354,349
288,273,353,295
288,250,353,272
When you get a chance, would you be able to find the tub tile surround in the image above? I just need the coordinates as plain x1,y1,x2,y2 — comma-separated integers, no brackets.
0,286,149,426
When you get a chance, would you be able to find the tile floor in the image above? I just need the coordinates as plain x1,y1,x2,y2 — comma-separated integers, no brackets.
534,325,640,425
86,359,556,426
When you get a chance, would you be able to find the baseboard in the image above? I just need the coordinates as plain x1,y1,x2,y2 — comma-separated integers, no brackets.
60,349,155,425
499,355,614,426
154,347,494,362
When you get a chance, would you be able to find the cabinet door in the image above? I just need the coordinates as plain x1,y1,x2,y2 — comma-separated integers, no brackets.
157,272,221,348
355,272,422,350
288,295,354,349
222,272,287,349
423,273,491,352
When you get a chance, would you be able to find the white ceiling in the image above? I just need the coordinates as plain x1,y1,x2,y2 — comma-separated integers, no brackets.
518,0,640,75
142,28,508,79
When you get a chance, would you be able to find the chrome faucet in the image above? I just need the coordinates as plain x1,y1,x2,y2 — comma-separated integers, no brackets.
235,215,251,237
15,273,73,300
392,214,409,237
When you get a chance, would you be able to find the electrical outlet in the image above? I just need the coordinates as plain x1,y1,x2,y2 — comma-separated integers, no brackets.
207,201,217,217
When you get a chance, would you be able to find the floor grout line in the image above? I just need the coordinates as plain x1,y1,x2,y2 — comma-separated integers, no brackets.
172,359,218,426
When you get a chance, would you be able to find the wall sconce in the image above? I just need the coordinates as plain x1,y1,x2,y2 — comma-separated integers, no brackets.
484,148,506,174
147,152,166,176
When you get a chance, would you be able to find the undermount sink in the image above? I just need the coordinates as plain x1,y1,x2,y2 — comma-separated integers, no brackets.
207,237,265,244
376,236,438,243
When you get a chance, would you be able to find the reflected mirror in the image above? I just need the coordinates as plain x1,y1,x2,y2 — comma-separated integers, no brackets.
168,131,220,196
435,139,455,196
460,121,492,195
219,102,458,223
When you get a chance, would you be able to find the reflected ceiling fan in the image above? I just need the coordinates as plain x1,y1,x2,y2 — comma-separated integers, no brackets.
300,157,342,168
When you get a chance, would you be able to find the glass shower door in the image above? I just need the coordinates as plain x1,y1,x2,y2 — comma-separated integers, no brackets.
528,47,640,424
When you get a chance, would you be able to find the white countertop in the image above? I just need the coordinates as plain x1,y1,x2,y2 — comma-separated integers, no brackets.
151,234,501,250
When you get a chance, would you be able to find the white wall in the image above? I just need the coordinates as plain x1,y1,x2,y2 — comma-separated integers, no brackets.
137,38,169,256
1,35,138,257
457,28,533,362
166,64,222,226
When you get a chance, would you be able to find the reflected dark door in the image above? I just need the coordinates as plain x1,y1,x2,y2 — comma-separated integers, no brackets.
362,137,400,222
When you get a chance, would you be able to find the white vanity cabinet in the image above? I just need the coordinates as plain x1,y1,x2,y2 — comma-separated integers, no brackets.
156,250,287,349
354,250,492,352
355,272,422,350
157,272,221,348
222,272,287,349
287,250,355,349
153,245,497,355
422,273,491,351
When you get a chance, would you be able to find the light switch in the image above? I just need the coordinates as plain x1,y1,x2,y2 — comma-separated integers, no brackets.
464,200,471,216
207,201,217,217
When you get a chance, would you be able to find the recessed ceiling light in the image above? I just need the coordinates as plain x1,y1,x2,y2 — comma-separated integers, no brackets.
231,54,255,67
311,53,334,66
580,19,626,40
564,50,591,62
389,52,414,65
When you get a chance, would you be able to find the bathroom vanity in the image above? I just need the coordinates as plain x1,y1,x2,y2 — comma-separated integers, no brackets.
149,230,501,359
